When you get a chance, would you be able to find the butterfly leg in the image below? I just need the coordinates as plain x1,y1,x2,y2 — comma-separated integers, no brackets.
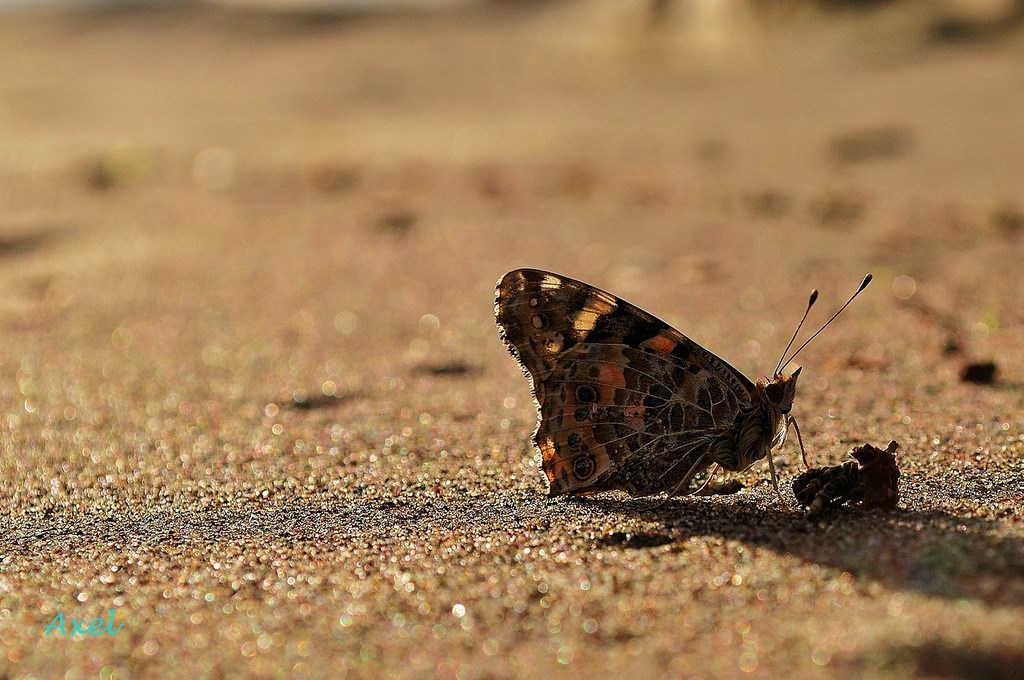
690,464,721,496
766,452,790,510
649,453,711,510
788,415,810,467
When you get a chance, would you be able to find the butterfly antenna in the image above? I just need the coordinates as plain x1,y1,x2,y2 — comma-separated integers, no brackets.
774,289,819,375
780,274,872,372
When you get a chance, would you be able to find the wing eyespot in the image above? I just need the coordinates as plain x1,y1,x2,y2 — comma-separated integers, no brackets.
575,384,598,404
572,456,595,480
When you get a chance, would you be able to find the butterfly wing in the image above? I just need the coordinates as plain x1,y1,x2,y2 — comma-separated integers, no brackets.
495,268,757,497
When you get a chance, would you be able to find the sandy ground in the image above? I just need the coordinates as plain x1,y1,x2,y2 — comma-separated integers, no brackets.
1,1,1023,678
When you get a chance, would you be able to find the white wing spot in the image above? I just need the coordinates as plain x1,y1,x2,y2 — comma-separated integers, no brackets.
540,274,561,289
571,293,616,332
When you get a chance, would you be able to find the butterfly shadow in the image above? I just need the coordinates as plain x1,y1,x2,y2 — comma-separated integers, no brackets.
573,495,1024,608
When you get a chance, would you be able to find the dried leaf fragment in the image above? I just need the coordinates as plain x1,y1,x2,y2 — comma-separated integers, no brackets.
793,440,900,517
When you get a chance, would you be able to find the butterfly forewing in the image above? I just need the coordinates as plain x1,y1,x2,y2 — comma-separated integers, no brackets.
495,268,760,497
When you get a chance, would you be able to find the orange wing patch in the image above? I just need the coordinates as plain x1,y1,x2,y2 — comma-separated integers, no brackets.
640,331,678,355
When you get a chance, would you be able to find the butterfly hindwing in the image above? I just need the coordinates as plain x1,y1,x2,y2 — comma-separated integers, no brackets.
495,268,758,496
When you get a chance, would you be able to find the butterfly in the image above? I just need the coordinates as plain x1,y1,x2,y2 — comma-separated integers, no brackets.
494,268,871,501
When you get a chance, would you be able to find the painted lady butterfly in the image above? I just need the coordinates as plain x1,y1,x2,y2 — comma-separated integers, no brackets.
495,268,870,501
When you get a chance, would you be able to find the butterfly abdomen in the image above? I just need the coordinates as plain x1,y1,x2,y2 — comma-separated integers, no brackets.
707,403,779,472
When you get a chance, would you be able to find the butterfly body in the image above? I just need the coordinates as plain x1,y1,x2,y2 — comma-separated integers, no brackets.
495,268,802,498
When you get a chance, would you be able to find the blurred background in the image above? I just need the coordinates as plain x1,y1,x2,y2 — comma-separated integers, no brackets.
2,0,1021,382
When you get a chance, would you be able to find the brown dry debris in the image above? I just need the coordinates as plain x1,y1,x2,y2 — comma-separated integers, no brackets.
960,360,998,384
793,441,901,518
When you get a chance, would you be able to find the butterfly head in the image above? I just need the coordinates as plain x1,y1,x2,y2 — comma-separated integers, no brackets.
762,366,801,415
